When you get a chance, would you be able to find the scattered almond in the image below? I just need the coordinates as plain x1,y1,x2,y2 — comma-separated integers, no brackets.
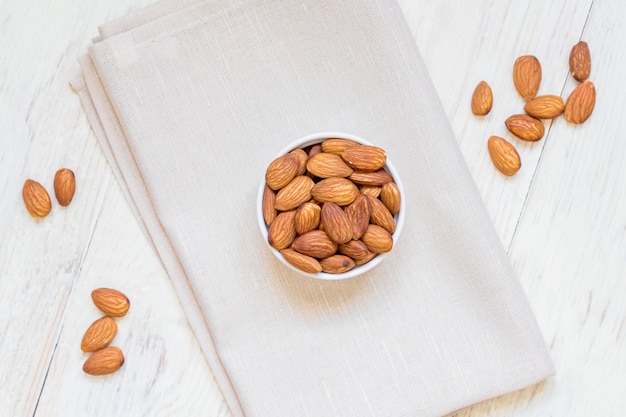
81,316,118,352
487,136,521,176
524,95,565,119
22,179,52,218
471,81,493,115
91,288,131,317
83,346,125,376
505,114,545,141
569,41,591,82
513,55,542,100
53,168,76,206
564,80,596,124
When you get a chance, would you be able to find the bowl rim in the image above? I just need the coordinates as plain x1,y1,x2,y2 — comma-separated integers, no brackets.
257,131,406,280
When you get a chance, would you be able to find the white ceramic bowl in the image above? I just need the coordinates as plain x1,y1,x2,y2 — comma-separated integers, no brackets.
257,132,405,280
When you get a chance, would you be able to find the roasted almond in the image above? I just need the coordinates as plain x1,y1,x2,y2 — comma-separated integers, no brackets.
320,255,356,274
505,114,545,141
564,81,596,124
340,145,386,171
83,346,125,376
471,80,493,115
262,184,277,226
91,288,131,317
344,194,371,240
320,138,360,154
265,153,299,190
295,202,321,235
569,41,591,82
81,316,118,352
338,239,370,260
524,95,565,119
487,136,521,176
348,169,393,186
53,168,76,206
306,152,353,178
380,182,401,215
292,230,338,259
267,210,297,250
275,175,314,211
359,185,381,198
22,179,51,218
367,195,396,234
280,248,322,274
320,202,353,244
513,55,542,100
361,224,393,254
311,177,359,206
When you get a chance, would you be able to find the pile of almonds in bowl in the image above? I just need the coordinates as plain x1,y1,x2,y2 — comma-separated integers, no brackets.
471,41,596,176
257,132,405,280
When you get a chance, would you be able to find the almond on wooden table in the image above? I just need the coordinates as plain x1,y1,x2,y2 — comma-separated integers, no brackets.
569,41,591,82
471,80,493,115
83,346,125,376
564,80,596,124
53,168,76,206
513,55,542,100
22,179,51,218
505,114,545,141
487,136,521,176
91,288,131,317
81,316,118,352
524,95,565,119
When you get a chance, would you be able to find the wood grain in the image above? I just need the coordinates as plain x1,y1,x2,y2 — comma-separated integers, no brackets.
0,0,624,416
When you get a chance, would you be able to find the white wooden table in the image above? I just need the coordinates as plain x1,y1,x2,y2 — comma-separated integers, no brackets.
1,0,625,416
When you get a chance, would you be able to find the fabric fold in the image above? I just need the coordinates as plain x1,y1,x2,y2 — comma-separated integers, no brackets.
74,0,554,416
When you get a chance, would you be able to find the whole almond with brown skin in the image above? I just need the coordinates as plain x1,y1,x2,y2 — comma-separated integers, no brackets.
320,202,353,244
83,346,125,376
91,288,131,317
280,249,322,273
524,95,565,119
290,149,308,175
265,153,299,190
308,144,322,159
292,230,338,258
295,202,321,235
513,55,542,100
359,185,381,198
340,145,386,171
361,224,393,253
380,182,401,215
81,316,118,352
564,81,596,124
505,114,545,141
22,179,51,217
262,184,277,226
471,81,493,115
487,136,521,176
338,239,370,260
268,210,297,250
311,177,359,206
53,168,76,206
306,152,353,178
344,194,371,240
367,195,396,234
569,41,591,82
321,138,359,154
275,175,314,211
320,255,355,274
349,169,393,186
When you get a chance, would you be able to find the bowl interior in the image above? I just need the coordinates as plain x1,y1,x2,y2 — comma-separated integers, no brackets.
257,131,405,280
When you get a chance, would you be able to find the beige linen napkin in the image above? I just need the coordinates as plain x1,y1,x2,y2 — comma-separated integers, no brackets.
73,0,555,416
